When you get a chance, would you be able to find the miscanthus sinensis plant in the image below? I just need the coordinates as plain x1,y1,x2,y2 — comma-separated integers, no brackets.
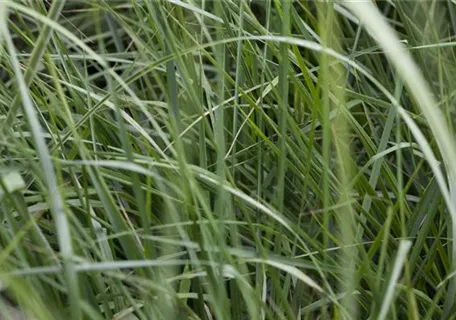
1,1,456,319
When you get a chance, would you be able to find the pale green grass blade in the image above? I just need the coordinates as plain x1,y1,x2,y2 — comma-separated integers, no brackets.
0,4,80,319
376,240,412,320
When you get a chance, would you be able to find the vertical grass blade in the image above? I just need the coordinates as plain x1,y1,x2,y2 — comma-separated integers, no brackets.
0,3,80,319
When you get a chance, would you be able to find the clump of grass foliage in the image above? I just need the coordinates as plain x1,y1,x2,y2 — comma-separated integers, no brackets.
1,0,456,319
